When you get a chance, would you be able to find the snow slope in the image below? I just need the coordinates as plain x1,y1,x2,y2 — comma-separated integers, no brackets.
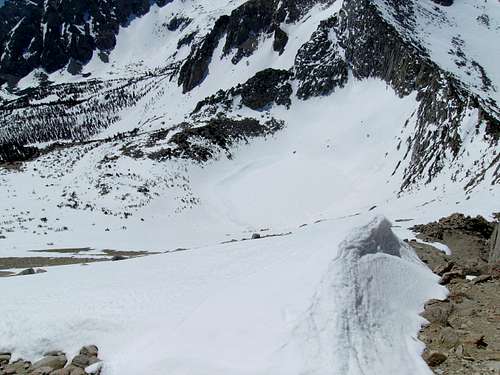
0,216,446,375
1,78,496,257
0,1,498,374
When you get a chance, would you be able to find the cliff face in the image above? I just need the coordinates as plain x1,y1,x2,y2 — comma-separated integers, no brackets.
0,0,498,192
0,0,172,85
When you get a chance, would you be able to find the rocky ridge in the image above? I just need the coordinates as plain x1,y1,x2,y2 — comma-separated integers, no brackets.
0,0,497,219
410,214,500,375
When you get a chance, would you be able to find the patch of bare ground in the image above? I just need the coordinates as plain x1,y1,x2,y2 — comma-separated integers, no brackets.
0,248,159,277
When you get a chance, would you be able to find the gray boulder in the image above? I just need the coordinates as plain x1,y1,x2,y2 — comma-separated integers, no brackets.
30,354,67,371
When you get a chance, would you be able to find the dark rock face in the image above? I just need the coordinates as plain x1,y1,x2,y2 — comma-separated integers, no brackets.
0,143,39,163
194,68,293,113
178,16,230,93
323,0,499,189
411,213,495,241
0,0,172,85
239,69,293,110
222,0,277,64
146,117,285,162
294,16,348,99
431,0,453,6
178,0,330,92
273,28,289,55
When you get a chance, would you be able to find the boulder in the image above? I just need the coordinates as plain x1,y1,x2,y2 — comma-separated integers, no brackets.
2,359,31,374
0,353,11,365
70,355,90,369
30,366,54,375
424,351,448,367
79,345,98,358
421,299,452,325
31,354,67,371
439,327,459,349
17,268,36,276
440,270,464,285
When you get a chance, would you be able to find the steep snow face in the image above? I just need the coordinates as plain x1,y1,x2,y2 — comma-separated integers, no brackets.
374,0,500,108
0,217,446,375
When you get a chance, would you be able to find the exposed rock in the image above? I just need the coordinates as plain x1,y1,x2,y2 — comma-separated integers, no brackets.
179,0,330,92
412,213,495,241
16,268,36,276
294,16,348,99
472,274,492,284
0,0,173,84
70,355,89,369
413,214,500,375
421,299,452,325
424,351,448,367
79,346,98,358
0,354,11,365
433,261,454,276
440,270,464,285
432,0,453,6
489,223,500,265
30,367,53,375
194,69,293,113
272,28,288,55
439,327,459,349
178,15,230,93
1,359,31,375
146,117,284,163
239,69,293,110
30,354,67,371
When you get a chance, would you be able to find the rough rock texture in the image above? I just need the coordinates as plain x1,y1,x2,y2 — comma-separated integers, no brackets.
329,0,499,189
490,223,500,265
294,16,348,99
0,346,101,375
239,69,293,110
411,213,495,242
411,214,500,375
194,69,293,113
0,0,172,85
178,0,332,92
145,116,285,162
0,0,497,191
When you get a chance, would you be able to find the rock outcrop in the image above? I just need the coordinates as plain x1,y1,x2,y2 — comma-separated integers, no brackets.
411,214,500,375
0,0,173,85
0,346,102,375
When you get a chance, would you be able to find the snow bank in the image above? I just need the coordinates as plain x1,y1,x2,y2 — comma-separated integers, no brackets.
0,216,445,375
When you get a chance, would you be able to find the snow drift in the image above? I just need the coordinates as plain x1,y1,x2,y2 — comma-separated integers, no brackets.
0,217,446,375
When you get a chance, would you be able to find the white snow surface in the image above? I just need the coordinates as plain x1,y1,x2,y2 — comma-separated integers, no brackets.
0,216,447,375
0,1,498,374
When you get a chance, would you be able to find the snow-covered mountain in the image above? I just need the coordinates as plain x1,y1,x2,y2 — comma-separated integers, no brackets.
0,0,497,250
0,0,498,374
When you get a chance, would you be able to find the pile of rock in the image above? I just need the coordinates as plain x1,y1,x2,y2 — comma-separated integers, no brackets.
0,346,102,375
411,213,495,242
411,214,500,375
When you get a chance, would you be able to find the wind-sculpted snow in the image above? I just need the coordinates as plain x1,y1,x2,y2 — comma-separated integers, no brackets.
0,217,446,375
282,217,446,375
